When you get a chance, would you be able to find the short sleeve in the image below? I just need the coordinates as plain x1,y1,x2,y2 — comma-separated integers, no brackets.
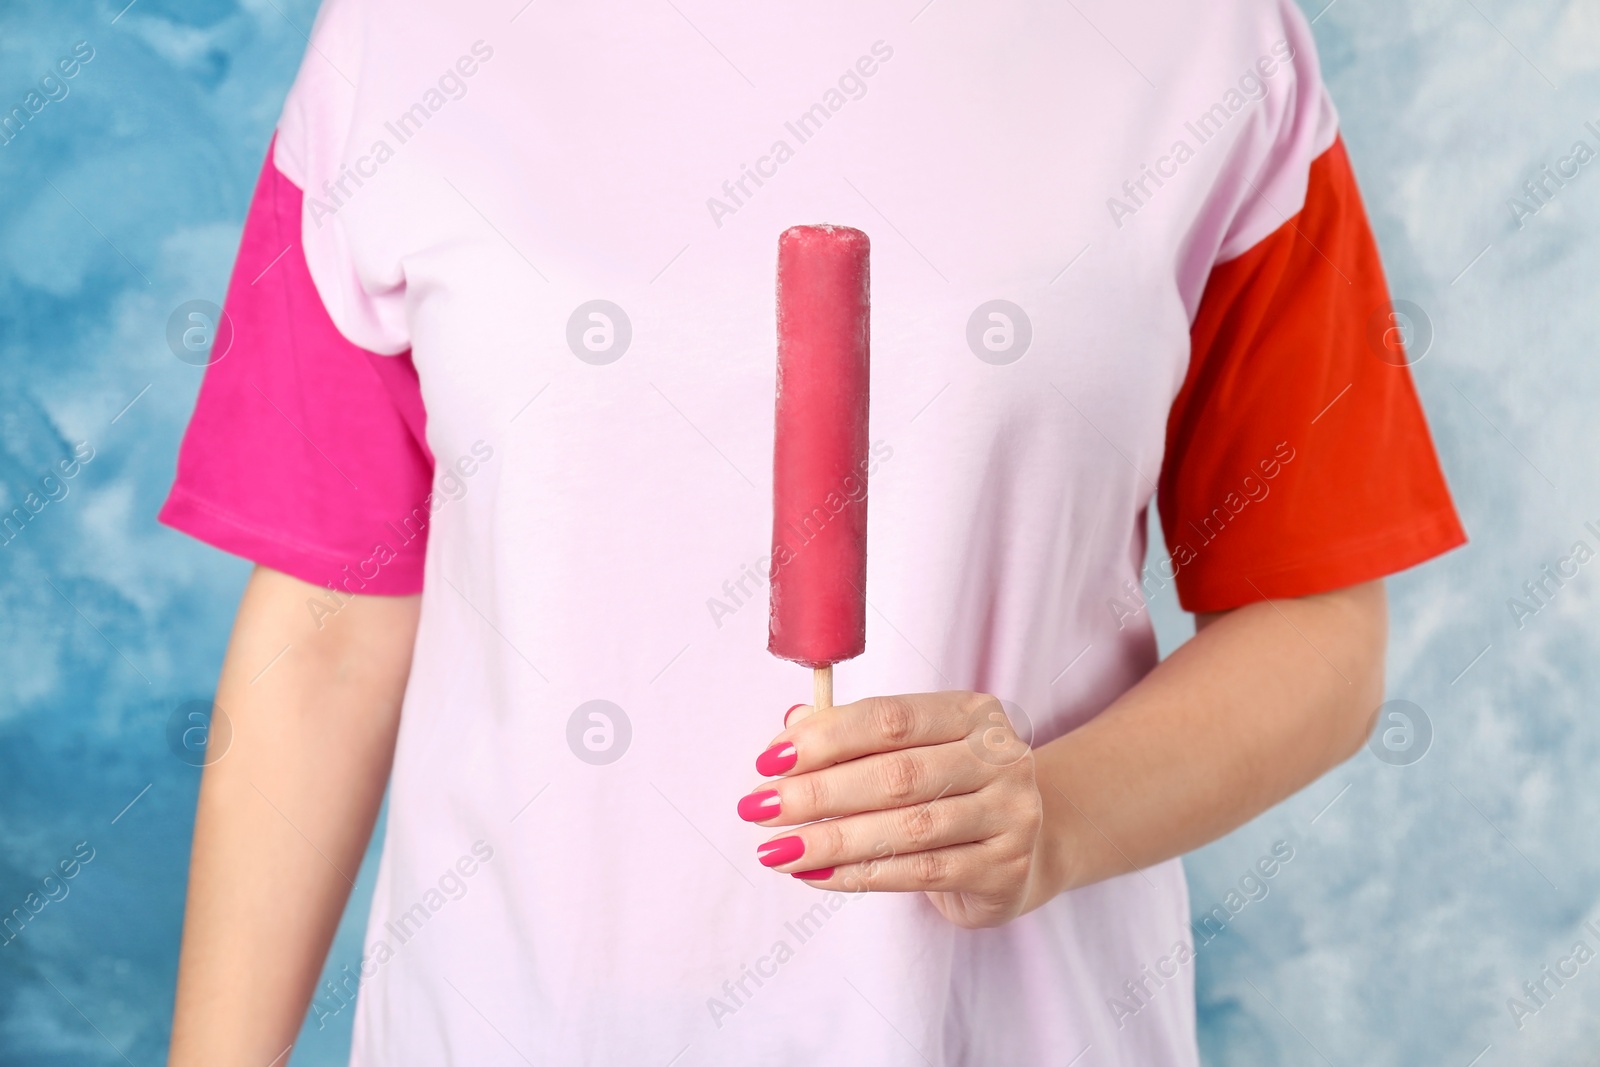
272,0,411,356
158,138,434,596
1157,132,1466,613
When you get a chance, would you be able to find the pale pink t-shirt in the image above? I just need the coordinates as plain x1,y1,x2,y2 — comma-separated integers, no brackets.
162,1,1464,1063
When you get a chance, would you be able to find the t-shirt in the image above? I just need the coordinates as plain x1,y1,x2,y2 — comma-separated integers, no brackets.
160,1,1465,1063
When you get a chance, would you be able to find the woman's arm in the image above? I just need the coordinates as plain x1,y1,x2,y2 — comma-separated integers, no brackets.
740,580,1386,928
1032,578,1385,896
168,566,419,1065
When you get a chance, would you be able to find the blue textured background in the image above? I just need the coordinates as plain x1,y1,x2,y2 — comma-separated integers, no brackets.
1,2,1595,1064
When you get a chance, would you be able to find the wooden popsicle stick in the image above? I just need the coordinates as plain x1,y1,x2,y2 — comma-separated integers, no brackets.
813,665,833,712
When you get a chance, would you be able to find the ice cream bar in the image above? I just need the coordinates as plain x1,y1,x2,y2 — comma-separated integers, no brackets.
768,224,870,708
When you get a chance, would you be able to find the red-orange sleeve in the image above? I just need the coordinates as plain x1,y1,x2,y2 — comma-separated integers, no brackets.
1158,136,1467,613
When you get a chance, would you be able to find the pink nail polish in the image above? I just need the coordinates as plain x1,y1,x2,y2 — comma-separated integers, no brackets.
792,867,833,881
783,703,807,727
737,789,781,822
756,743,797,777
757,836,805,868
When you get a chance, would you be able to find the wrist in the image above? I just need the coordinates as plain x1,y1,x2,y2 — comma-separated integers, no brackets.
1027,738,1104,901
1035,786,1086,903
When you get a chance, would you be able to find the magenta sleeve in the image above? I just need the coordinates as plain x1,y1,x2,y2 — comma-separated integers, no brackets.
159,138,434,596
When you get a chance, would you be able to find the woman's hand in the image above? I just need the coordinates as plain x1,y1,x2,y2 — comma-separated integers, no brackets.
737,691,1054,929
737,582,1387,930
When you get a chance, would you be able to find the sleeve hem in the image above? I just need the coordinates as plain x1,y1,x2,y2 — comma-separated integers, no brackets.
159,484,425,597
1176,507,1467,614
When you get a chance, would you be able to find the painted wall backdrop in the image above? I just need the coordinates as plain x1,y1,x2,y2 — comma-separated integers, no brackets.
0,1,1594,1064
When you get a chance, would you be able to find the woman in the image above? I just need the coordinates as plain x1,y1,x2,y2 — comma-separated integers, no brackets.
162,0,1464,1063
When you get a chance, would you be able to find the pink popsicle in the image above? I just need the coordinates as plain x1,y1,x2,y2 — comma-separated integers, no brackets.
768,224,870,705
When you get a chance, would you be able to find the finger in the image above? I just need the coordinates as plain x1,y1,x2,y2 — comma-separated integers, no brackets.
755,792,995,875
795,840,1020,895
739,740,990,826
759,692,985,776
783,702,814,728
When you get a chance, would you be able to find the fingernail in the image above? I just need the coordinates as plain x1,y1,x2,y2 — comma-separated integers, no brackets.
757,836,805,868
792,867,833,881
756,742,797,777
737,789,781,822
783,703,808,727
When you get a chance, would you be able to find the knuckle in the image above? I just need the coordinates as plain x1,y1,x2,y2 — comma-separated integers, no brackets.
816,818,848,857
1020,797,1044,837
952,692,997,732
878,752,923,802
848,857,883,892
794,773,829,813
868,696,918,746
854,844,896,887
1003,747,1038,782
1004,793,1043,844
1008,786,1044,837
900,802,940,848
912,849,950,886
963,691,1001,721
